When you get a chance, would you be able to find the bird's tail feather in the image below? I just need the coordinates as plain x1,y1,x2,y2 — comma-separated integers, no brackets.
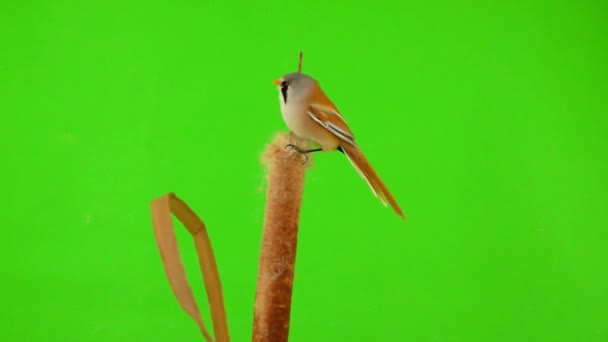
341,144,405,220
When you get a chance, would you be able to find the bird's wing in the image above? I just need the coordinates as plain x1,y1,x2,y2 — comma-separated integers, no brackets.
307,87,356,145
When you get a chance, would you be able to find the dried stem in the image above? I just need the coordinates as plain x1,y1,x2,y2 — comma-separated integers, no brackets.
252,133,311,342
297,51,303,73
150,193,230,342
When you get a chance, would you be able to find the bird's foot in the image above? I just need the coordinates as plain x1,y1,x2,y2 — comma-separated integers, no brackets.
285,144,310,164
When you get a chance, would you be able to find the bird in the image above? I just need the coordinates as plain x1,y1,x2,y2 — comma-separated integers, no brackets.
273,72,405,219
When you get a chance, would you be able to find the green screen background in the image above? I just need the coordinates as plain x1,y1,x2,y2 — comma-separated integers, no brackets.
2,0,607,341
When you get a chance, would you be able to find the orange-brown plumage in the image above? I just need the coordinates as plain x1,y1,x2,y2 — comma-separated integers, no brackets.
308,85,354,138
339,143,405,219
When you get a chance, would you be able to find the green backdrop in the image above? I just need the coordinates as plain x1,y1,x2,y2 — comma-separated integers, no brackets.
2,0,607,341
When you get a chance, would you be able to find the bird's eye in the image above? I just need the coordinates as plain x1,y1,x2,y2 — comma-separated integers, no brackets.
280,81,289,103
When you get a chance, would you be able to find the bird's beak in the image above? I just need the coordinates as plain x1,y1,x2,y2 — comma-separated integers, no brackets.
272,79,281,86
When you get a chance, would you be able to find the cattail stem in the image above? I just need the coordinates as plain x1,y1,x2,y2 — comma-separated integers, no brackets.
252,133,310,342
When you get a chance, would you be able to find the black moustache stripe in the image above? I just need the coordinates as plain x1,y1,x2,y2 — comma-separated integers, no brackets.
281,82,288,103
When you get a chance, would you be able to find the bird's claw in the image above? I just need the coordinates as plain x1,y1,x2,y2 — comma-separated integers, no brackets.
285,143,303,153
285,144,309,164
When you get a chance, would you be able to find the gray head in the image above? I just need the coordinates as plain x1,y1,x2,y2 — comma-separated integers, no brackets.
274,73,318,104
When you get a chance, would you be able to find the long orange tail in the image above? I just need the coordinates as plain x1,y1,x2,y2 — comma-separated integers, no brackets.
340,144,405,220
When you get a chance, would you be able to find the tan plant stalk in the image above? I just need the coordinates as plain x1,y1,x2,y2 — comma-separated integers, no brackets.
252,133,311,342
